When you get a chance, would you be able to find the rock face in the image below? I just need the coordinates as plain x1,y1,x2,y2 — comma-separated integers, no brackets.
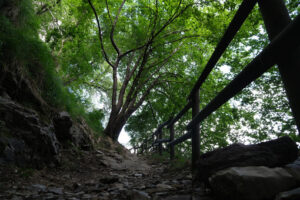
195,136,298,182
53,112,93,150
0,66,47,113
209,166,299,200
0,67,94,168
53,112,73,144
0,97,60,168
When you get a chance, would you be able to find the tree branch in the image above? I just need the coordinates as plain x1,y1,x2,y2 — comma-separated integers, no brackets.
121,45,151,112
152,0,186,39
147,45,182,69
87,0,114,67
115,52,137,113
149,0,159,37
152,35,201,50
105,0,113,24
161,29,189,38
36,0,61,15
110,0,126,56
82,81,111,94
147,99,159,124
133,77,161,110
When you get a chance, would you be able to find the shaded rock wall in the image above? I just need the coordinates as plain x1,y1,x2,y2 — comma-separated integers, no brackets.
0,97,60,168
0,93,94,168
53,111,94,151
0,0,94,168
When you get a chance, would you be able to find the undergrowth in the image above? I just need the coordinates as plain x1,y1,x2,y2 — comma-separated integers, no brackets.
0,0,104,136
148,151,190,170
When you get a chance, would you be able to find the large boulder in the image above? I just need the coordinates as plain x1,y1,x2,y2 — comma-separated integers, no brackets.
276,187,300,200
286,156,300,169
53,112,93,150
195,136,298,182
53,112,73,144
0,97,60,168
209,166,300,200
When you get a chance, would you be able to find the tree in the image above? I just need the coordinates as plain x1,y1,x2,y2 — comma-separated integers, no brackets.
34,0,298,146
125,0,299,152
85,0,209,140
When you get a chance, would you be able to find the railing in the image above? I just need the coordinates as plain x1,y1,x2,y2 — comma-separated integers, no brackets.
136,0,300,171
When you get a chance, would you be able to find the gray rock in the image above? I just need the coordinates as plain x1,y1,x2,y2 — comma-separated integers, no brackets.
275,187,300,200
210,166,298,200
53,112,93,150
163,195,195,200
11,196,23,200
0,97,60,168
156,183,173,190
53,112,73,143
48,187,63,195
286,157,300,169
30,184,47,192
195,136,298,182
134,173,143,177
99,176,119,184
130,190,151,200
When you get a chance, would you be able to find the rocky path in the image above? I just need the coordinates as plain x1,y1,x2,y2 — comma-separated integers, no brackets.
0,148,213,200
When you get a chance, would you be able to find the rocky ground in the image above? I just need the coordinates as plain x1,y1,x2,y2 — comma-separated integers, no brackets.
0,147,212,200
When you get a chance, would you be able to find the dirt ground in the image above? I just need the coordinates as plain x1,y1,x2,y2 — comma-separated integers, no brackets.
0,147,213,200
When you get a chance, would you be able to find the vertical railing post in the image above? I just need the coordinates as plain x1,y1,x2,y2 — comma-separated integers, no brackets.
169,124,175,160
143,139,147,154
191,90,200,171
258,0,300,134
141,143,144,155
151,134,155,152
133,147,136,154
158,129,162,155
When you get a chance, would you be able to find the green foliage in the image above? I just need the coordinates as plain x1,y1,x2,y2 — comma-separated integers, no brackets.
0,0,104,135
147,151,189,170
169,155,190,171
2,0,298,155
19,168,35,178
125,0,299,154
148,152,170,163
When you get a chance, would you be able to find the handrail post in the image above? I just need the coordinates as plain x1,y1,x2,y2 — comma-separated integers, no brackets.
141,143,144,155
191,90,200,171
169,124,175,160
258,0,300,134
152,134,155,152
158,129,163,155
144,139,147,154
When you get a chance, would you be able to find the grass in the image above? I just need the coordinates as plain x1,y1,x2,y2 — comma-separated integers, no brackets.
147,151,190,171
19,168,35,178
0,0,104,137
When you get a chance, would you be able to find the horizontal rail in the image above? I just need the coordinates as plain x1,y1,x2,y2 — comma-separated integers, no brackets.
153,129,161,136
155,138,171,143
153,118,173,136
152,142,157,146
187,14,300,129
188,0,258,99
168,131,191,146
167,101,192,128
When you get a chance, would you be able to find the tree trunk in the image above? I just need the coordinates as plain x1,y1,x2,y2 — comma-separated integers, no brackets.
194,136,298,182
103,113,130,141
